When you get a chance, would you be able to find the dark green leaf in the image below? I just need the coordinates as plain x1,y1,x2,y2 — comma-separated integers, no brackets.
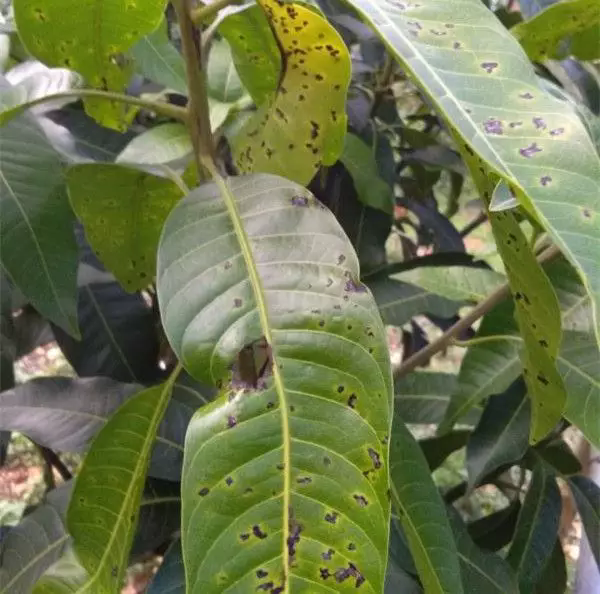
158,173,392,590
419,429,470,472
467,379,530,489
0,107,78,336
468,501,521,552
449,509,518,594
507,463,561,590
535,439,582,476
568,475,600,569
390,419,464,594
534,539,567,594
147,540,184,594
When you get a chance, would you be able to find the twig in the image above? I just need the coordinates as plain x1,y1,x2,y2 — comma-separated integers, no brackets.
36,444,72,483
190,0,240,24
460,211,488,237
394,244,561,378
173,0,216,174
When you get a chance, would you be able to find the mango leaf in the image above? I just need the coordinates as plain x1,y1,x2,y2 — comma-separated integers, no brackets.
0,484,70,594
534,539,567,594
146,540,184,594
535,439,582,476
116,123,192,166
157,173,392,591
219,5,280,107
343,0,600,349
14,0,166,129
130,19,187,95
340,132,393,214
448,510,519,594
233,0,351,185
507,462,561,591
511,0,600,61
568,476,600,569
419,430,470,471
33,377,177,593
395,371,481,426
467,501,521,552
390,419,464,594
207,38,245,104
0,107,78,336
67,164,182,292
466,379,530,489
0,66,81,123
395,265,505,303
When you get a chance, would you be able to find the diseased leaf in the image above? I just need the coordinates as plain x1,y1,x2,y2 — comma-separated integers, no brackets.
0,105,78,336
219,5,280,107
390,419,464,594
116,123,192,166
340,132,394,214
0,66,81,123
14,0,166,129
130,19,187,95
157,174,392,591
507,463,561,590
233,0,351,184
568,475,600,569
343,0,600,349
511,0,600,61
146,540,184,594
33,378,177,592
466,378,530,489
67,164,182,292
448,509,519,594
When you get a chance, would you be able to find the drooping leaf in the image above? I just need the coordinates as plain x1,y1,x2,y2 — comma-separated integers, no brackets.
507,462,561,591
389,418,464,594
157,173,392,591
466,378,530,489
343,0,600,348
14,0,166,129
419,429,470,471
146,540,184,594
0,106,78,336
130,19,187,96
233,0,351,185
339,132,393,214
467,501,521,552
207,38,245,104
33,377,177,592
534,539,567,594
448,509,519,594
395,371,481,426
511,0,600,61
568,475,600,569
0,66,81,123
218,5,280,107
67,164,182,292
0,484,70,594
535,438,582,476
116,123,192,166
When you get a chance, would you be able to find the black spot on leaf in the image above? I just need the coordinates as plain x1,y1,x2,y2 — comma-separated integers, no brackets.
540,175,552,186
320,568,331,579
253,525,268,539
198,487,209,497
291,195,309,207
324,511,338,524
225,476,233,486
519,143,542,158
347,394,357,408
368,447,382,469
322,548,335,560
353,494,368,507
256,569,268,578
480,61,498,73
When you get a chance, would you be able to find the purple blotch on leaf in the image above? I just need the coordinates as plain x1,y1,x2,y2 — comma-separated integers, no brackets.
320,568,331,579
353,494,368,507
453,41,462,49
334,563,365,587
509,121,523,128
532,117,546,130
519,142,542,158
233,298,242,308
368,447,382,469
291,195,309,207
225,476,233,486
483,118,503,135
287,516,303,559
324,511,338,524
540,175,552,186
520,92,534,99
227,415,237,428
345,277,367,293
252,525,268,539
257,582,274,591
322,548,335,560
550,127,565,136
480,61,498,73
582,208,591,219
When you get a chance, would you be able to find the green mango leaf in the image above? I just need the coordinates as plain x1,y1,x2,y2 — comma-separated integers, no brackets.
0,67,81,123
157,173,392,591
14,0,166,129
507,462,561,591
419,429,470,471
569,23,600,60
466,379,530,489
233,0,351,185
33,377,177,593
219,5,280,107
130,19,187,95
207,38,245,104
0,110,78,336
568,475,600,569
340,132,394,214
67,164,182,292
511,0,600,61
448,510,519,594
395,371,481,426
395,265,506,303
116,123,192,166
390,419,464,594
0,485,70,594
343,0,600,350
534,539,567,594
467,501,521,552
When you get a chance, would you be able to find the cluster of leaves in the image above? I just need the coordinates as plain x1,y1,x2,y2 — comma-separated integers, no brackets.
0,0,599,593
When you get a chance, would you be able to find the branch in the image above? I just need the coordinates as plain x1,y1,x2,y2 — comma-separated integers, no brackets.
35,443,72,482
173,0,216,173
394,244,562,378
191,0,241,24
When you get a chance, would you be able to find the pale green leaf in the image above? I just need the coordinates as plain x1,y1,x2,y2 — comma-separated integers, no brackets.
207,38,245,104
116,123,192,166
